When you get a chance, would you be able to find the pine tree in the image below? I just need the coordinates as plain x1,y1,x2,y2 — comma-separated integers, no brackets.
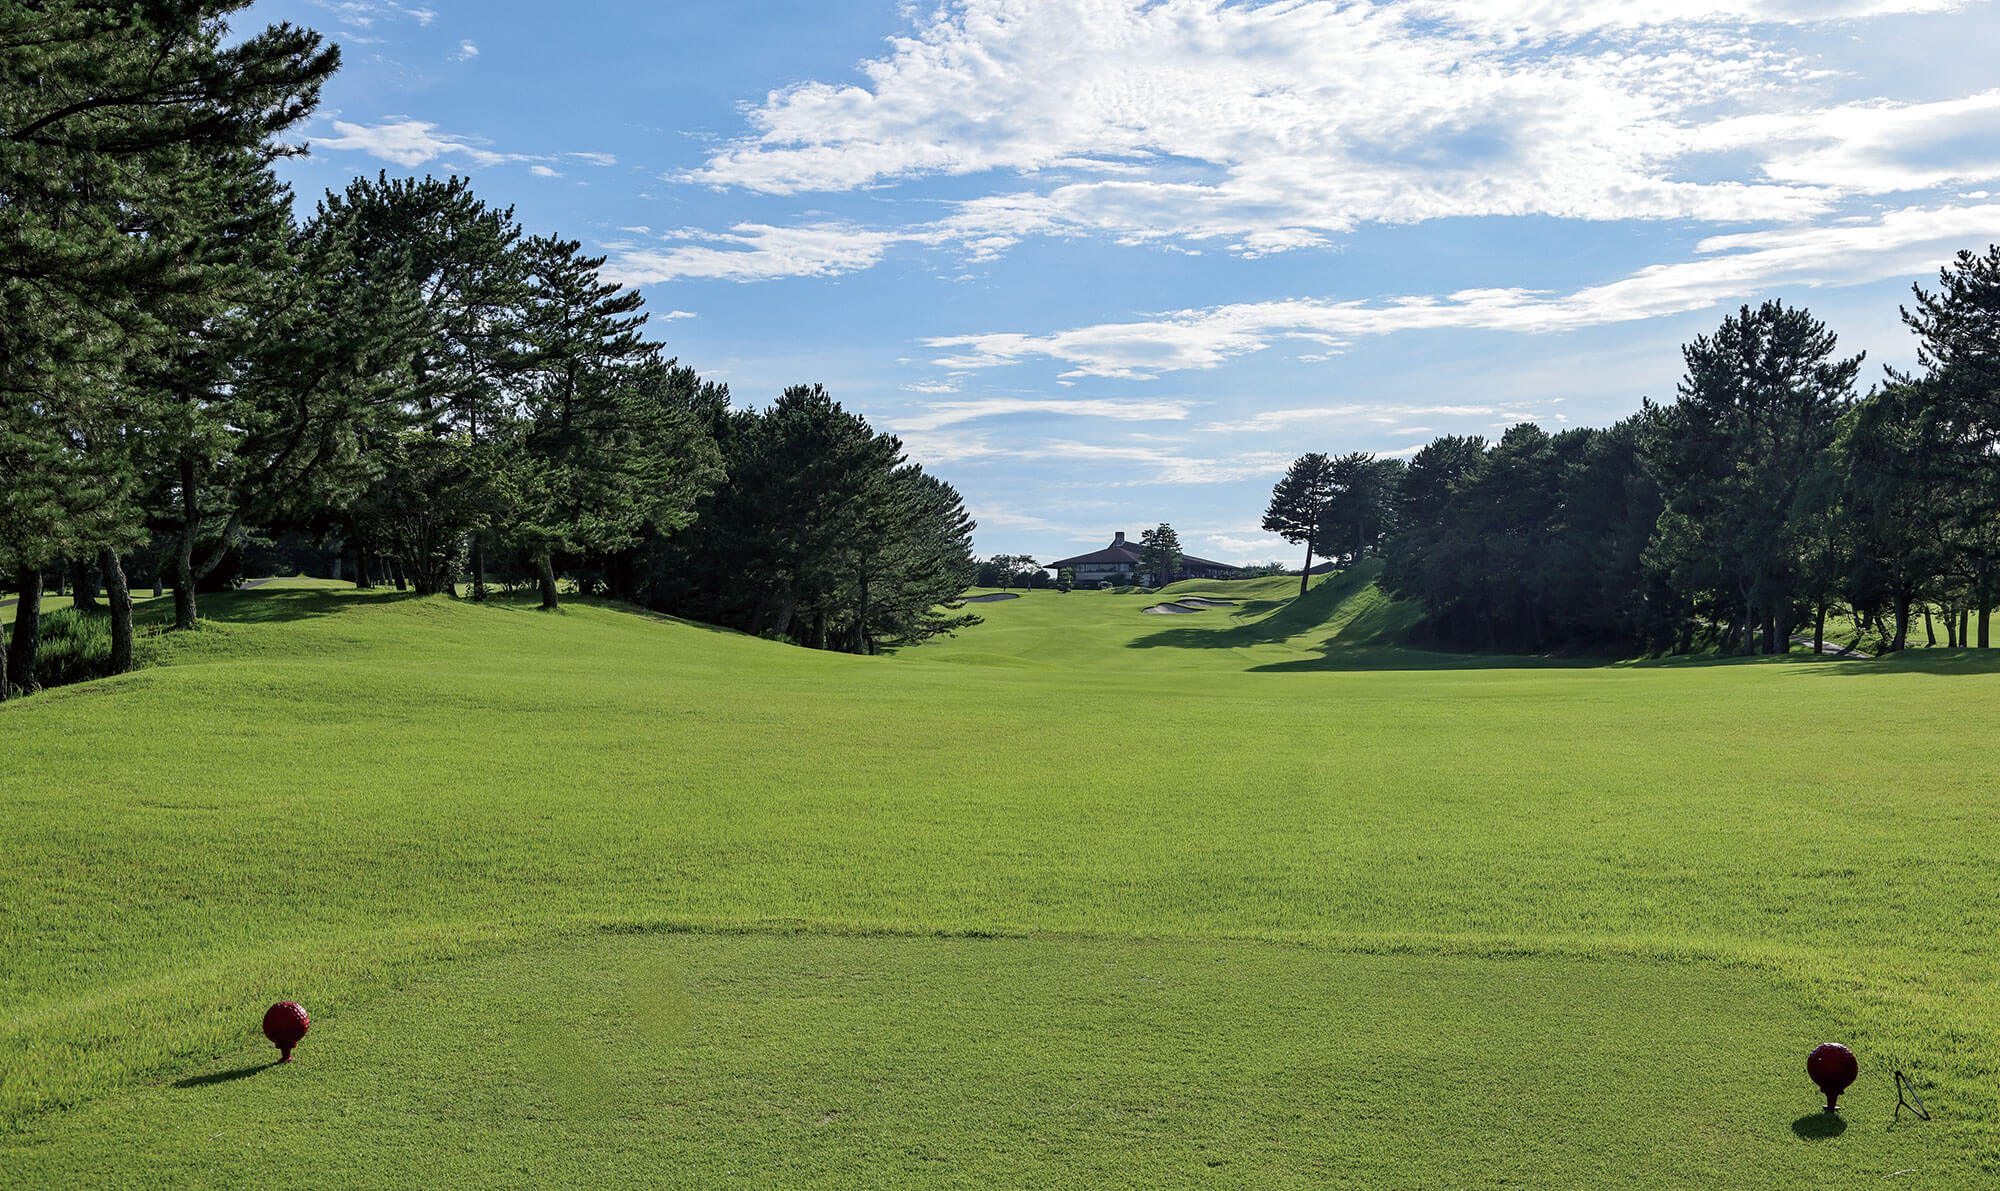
1262,453,1340,598
1,1,337,661
316,174,526,596
506,236,666,611
1140,524,1182,588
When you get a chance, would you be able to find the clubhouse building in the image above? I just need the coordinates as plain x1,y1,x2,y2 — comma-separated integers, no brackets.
1045,532,1245,587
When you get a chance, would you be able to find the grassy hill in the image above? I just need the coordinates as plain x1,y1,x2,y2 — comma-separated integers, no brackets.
926,563,1419,670
3,577,1996,1186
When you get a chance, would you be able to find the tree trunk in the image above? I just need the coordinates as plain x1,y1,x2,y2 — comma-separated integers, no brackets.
1960,606,1970,649
1924,605,1935,647
772,594,797,638
173,456,200,630
0,591,8,701
1298,543,1313,600
1892,596,1910,652
469,536,488,602
99,547,133,676
70,557,100,612
1814,600,1827,655
352,546,372,589
1981,560,1992,649
854,575,871,655
9,568,44,692
389,556,408,592
536,547,560,611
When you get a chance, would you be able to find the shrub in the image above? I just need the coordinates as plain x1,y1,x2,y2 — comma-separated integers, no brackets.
33,608,114,688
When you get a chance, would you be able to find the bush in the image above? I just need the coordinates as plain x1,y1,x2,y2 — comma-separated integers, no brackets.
33,608,115,688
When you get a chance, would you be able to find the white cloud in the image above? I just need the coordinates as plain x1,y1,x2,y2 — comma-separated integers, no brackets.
602,223,919,284
927,202,2000,377
1197,532,1294,565
896,428,1291,484
638,0,2000,280
453,40,479,61
315,119,543,169
963,505,1103,541
892,397,1199,432
1700,90,2000,193
656,309,698,320
530,165,561,178
567,152,620,167
1202,405,1554,433
685,0,1992,248
1022,440,1295,485
310,1,436,27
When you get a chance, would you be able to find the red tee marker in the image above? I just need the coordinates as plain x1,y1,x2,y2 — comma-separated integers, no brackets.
263,1002,310,1063
1807,1042,1858,1112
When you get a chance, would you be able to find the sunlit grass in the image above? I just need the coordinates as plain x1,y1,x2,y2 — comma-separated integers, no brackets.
2,575,1995,1185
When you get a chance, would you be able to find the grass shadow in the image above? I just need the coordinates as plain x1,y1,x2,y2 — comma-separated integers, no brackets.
1791,1111,1847,1140
1129,563,1579,672
189,587,415,627
173,1062,277,1089
1782,648,2000,678
1127,565,1388,654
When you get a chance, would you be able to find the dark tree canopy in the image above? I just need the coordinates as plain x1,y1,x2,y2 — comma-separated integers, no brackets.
1263,452,1340,598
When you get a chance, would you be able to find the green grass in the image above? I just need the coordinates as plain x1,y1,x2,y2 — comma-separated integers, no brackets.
3,574,1997,1186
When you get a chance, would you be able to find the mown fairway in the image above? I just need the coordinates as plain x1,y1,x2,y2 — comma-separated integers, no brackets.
2,576,1996,1187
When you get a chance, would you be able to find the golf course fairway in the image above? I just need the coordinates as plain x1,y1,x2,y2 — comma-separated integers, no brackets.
2,575,1994,1187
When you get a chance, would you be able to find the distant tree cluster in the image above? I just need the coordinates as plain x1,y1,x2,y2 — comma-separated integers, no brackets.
1267,253,2000,655
1,4,976,696
977,554,1044,589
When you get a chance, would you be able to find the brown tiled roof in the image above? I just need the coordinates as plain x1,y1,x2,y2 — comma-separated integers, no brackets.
1045,544,1142,568
1046,536,1242,573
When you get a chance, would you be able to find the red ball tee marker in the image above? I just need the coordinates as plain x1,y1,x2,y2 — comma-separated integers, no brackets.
263,1002,310,1063
1807,1042,1858,1112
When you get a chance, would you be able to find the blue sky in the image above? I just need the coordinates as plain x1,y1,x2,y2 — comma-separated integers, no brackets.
252,0,2000,566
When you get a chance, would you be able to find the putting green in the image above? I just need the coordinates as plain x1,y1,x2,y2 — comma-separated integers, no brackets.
0,933,1947,1189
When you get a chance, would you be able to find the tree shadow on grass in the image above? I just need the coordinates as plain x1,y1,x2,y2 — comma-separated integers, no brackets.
192,587,415,626
1791,1111,1847,1140
1781,648,2000,679
1127,562,1587,672
1126,565,1386,654
174,1062,278,1089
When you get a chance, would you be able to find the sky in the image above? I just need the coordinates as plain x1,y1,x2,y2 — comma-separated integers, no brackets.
250,0,2000,567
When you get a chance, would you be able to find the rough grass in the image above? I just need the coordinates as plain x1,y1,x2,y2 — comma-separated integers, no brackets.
2,575,1996,1187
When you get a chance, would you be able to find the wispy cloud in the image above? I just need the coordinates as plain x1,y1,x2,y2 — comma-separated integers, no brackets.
925,202,2000,378
310,0,436,28
602,223,921,284
1200,404,1558,434
683,0,1992,256
614,0,2000,287
452,40,479,61
892,397,1199,432
316,118,544,169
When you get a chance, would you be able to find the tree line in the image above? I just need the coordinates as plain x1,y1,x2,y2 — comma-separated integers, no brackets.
1,3,977,698
1264,254,2000,655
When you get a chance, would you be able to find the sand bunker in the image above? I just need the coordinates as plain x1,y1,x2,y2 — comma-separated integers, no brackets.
1143,603,1202,614
960,592,1022,603
1175,597,1238,607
